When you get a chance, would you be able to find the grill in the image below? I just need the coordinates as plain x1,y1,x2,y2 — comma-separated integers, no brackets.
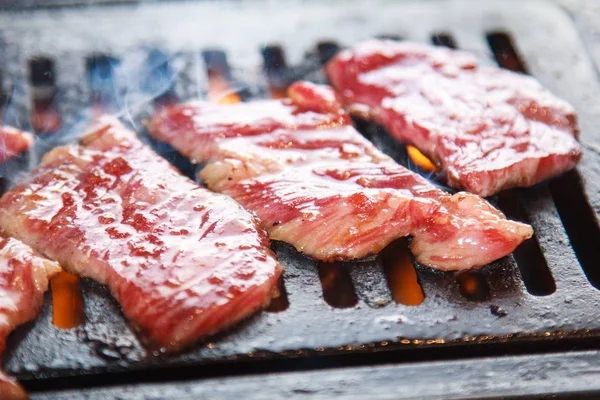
1,0,600,398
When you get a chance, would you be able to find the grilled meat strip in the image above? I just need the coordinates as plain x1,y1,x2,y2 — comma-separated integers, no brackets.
0,237,60,400
0,117,282,352
0,126,33,164
148,81,532,271
325,40,582,197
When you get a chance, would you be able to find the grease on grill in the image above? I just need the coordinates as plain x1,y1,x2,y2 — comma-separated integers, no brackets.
317,262,358,308
490,304,508,318
28,56,61,134
456,271,490,301
51,271,84,329
380,238,424,306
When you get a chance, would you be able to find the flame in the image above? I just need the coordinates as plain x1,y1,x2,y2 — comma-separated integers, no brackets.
269,88,287,100
382,239,424,306
217,92,242,104
51,271,84,329
208,73,241,104
407,145,437,172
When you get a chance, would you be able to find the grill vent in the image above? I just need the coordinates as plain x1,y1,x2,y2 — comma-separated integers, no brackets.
318,262,359,309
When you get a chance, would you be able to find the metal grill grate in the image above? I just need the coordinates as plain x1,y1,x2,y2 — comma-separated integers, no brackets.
0,0,599,397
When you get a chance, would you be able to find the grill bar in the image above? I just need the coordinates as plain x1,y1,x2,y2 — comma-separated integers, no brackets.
29,350,600,400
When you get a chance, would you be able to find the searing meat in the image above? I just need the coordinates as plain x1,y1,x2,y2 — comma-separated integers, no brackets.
0,118,282,351
148,81,532,271
0,237,60,400
325,40,582,196
0,126,33,164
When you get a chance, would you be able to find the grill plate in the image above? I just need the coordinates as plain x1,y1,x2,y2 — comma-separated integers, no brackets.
0,0,598,396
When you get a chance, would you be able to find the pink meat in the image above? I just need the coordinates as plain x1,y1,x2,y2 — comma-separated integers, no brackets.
0,126,33,164
325,40,582,196
148,81,532,271
0,237,60,400
0,117,282,352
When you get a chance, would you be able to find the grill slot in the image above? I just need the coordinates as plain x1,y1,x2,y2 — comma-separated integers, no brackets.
549,171,600,290
0,71,9,115
202,49,250,103
28,56,60,134
316,41,340,66
50,271,85,330
376,34,402,41
265,275,289,312
261,44,289,98
317,262,359,309
496,191,557,296
380,238,424,306
144,49,176,107
0,1,598,396
86,54,120,111
431,33,457,49
486,32,527,73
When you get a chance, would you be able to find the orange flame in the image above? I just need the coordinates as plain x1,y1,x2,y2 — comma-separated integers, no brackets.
407,145,437,172
382,239,424,306
269,88,287,100
208,73,241,104
51,271,84,329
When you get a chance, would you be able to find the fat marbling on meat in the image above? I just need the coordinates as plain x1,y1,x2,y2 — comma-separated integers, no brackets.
148,81,533,271
0,117,282,352
325,40,582,196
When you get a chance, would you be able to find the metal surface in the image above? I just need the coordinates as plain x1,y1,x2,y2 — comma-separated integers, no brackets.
29,350,600,399
0,0,598,397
